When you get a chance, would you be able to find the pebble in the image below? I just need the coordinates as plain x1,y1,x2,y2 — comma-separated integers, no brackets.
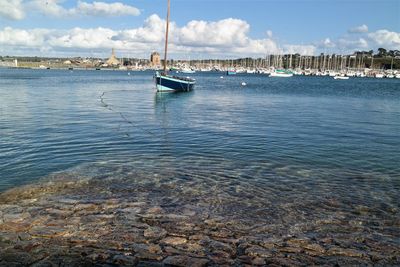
245,245,274,258
161,237,187,246
143,227,167,240
112,254,138,265
163,255,209,267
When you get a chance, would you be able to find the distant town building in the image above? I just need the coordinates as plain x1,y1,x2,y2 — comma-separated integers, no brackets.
150,52,161,66
106,48,120,66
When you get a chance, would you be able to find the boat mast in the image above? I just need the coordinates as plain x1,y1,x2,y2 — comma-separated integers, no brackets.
163,0,170,73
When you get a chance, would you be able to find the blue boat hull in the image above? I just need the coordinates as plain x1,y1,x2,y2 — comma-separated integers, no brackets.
155,72,195,92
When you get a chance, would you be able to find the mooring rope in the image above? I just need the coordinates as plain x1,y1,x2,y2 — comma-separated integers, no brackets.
99,91,156,137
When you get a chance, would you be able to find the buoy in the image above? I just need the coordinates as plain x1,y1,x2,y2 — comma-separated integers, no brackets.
220,76,224,79
241,82,247,86
128,72,131,75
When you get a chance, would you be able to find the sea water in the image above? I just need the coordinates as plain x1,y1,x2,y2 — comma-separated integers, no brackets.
0,68,399,263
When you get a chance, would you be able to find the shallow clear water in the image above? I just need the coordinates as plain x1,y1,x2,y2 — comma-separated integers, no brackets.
1,68,399,212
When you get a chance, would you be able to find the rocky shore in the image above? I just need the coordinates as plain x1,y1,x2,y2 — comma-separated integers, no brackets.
0,170,399,266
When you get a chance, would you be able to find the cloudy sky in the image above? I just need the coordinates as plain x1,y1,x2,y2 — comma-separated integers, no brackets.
0,0,399,58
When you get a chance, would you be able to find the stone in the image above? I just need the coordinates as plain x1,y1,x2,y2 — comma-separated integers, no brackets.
209,240,235,256
252,257,266,265
209,228,232,239
0,251,32,265
179,242,205,255
303,243,326,255
148,244,162,254
161,237,187,246
112,255,138,266
245,245,274,258
163,256,208,267
126,201,147,207
73,203,98,211
279,246,303,253
147,206,164,214
143,227,167,240
56,198,79,205
286,238,310,247
29,226,69,238
189,234,209,241
0,232,18,243
136,251,163,261
45,208,74,217
327,247,368,258
3,212,30,223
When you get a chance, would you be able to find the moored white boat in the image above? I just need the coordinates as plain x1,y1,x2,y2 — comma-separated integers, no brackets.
269,69,293,78
181,67,195,74
226,68,236,75
333,75,349,80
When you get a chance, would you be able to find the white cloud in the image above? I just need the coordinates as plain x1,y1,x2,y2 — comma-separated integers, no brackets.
284,44,316,55
0,0,25,20
178,18,249,48
337,38,369,50
30,0,67,17
368,29,400,49
316,37,370,54
4,14,399,58
316,28,400,54
30,0,140,17
115,14,166,44
0,15,283,57
233,39,280,55
73,1,140,17
348,24,369,33
320,38,335,48
266,30,273,38
48,27,118,49
0,26,50,46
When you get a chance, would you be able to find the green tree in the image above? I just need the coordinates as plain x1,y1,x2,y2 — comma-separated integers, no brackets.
377,48,387,57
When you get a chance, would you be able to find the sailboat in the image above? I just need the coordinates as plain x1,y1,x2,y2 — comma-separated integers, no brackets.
155,0,195,92
269,69,293,77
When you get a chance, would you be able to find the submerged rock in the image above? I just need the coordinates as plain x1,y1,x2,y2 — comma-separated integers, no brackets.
143,226,167,240
163,255,209,267
161,237,187,246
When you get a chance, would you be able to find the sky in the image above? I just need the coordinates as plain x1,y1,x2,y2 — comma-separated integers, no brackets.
0,0,399,58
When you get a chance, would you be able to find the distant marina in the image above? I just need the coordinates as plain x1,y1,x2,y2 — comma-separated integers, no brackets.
1,48,400,79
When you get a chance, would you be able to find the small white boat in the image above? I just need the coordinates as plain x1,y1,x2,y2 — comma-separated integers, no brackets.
246,69,256,74
333,75,349,80
269,69,293,78
375,73,384,78
181,68,195,74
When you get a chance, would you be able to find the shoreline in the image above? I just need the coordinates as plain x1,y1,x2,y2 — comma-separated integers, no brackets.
1,169,399,266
